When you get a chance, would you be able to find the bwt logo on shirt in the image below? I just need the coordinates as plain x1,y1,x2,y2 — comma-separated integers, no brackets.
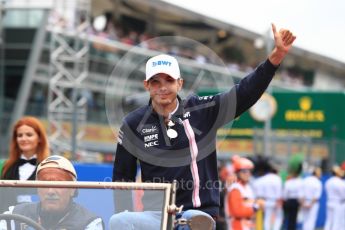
152,60,172,67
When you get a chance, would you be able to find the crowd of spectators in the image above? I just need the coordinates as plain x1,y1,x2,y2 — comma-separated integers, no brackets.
49,5,312,88
36,8,312,125
88,13,312,87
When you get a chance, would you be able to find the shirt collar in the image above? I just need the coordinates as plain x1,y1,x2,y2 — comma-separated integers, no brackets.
148,95,184,118
21,154,37,160
168,99,179,119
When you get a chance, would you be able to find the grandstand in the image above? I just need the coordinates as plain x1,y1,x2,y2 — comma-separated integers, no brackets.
0,0,344,167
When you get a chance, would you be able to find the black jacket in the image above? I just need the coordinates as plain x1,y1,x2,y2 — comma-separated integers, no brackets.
113,60,278,216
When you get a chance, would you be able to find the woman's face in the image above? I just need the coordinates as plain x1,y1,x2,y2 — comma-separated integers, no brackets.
16,125,40,157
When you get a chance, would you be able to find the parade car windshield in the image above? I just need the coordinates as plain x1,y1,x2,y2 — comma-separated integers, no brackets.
0,180,174,230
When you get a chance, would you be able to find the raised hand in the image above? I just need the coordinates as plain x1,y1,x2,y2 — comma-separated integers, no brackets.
272,23,296,54
268,23,296,66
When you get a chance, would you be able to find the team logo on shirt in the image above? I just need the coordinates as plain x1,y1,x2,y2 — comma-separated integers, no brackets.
145,140,159,148
198,95,213,101
140,125,159,148
140,125,158,135
183,112,191,118
144,134,158,142
144,134,159,148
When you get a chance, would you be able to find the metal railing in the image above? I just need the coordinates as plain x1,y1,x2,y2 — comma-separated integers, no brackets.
0,180,179,230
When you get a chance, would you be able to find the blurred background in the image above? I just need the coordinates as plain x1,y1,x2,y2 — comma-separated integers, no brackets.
1,0,345,228
1,0,344,168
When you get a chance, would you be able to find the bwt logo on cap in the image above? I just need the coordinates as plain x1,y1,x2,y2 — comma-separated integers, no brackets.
146,54,181,81
152,60,172,67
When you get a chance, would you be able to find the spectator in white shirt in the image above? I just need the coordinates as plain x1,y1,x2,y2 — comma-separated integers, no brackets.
253,157,283,230
324,165,345,230
283,158,303,230
300,167,322,230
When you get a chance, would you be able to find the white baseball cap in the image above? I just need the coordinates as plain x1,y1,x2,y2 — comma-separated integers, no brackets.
145,54,181,81
36,155,77,180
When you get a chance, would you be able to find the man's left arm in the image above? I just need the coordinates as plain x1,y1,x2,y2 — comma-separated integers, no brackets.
235,23,296,117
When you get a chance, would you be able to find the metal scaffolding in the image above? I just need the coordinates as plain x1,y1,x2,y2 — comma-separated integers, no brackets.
48,0,90,158
0,0,52,158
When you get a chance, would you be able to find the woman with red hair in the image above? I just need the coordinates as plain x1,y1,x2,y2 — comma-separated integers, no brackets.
0,116,50,211
1,116,50,180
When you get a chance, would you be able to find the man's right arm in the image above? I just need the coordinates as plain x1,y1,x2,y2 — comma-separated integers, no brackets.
112,127,138,212
112,143,137,182
112,124,138,182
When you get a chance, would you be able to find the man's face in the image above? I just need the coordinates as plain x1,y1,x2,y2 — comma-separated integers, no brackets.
37,168,75,213
144,73,183,108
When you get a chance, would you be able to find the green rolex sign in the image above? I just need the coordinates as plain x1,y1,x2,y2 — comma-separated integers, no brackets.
199,89,345,163
272,92,344,140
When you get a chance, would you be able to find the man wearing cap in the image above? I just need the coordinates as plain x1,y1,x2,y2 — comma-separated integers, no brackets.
111,24,296,230
1,155,104,230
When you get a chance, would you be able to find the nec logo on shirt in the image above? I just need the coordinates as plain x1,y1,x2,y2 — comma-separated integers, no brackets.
152,60,172,67
145,141,159,148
